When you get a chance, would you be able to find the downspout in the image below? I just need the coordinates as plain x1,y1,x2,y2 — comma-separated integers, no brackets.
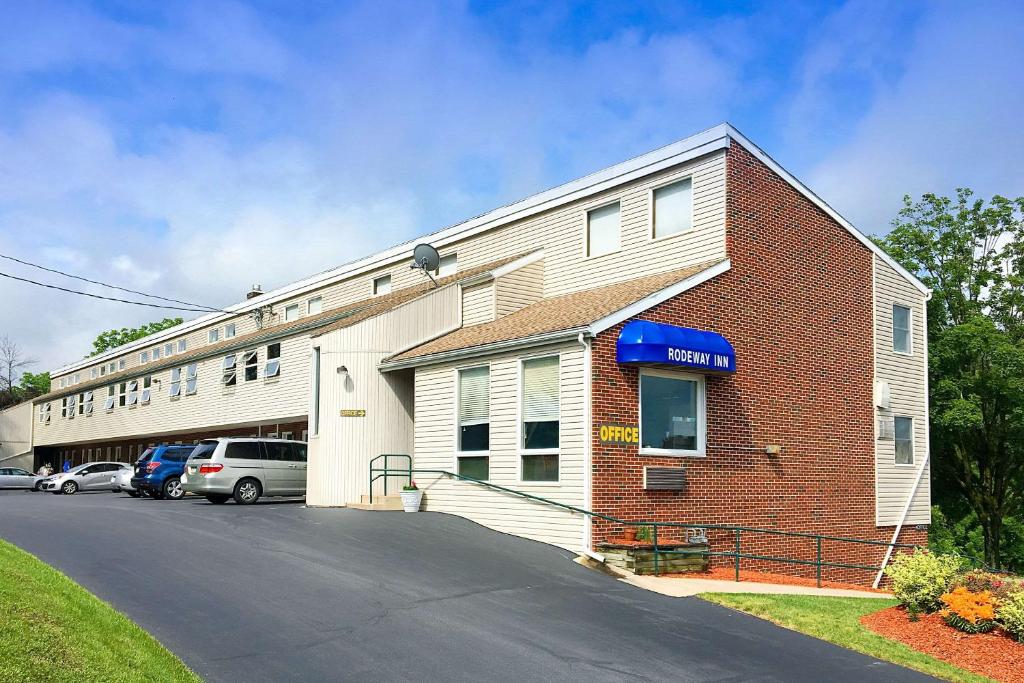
873,289,933,589
578,332,593,553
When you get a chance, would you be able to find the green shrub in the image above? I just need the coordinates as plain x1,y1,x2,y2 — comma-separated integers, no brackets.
957,569,1023,600
998,590,1024,641
885,549,964,616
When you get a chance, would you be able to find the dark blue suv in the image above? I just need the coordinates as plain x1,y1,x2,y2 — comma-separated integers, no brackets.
130,445,197,500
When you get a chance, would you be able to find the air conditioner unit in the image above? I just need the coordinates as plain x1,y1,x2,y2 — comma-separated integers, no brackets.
874,381,891,410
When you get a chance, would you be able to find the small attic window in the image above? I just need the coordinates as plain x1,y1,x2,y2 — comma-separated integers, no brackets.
436,254,457,277
373,274,392,295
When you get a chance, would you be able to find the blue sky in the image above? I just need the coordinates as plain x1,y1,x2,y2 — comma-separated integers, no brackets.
1,0,1022,372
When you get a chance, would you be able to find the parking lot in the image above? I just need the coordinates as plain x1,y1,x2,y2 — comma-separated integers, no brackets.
0,491,933,682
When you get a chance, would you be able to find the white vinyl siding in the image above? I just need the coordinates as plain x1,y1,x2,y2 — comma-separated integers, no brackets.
461,283,494,326
585,201,620,257
874,255,929,525
494,260,544,318
412,343,585,550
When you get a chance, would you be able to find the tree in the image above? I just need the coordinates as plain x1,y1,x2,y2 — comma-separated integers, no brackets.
89,318,183,356
0,336,37,409
19,370,50,397
879,189,1024,568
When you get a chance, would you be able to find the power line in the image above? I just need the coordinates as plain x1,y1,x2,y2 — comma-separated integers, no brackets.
0,270,231,313
0,251,229,313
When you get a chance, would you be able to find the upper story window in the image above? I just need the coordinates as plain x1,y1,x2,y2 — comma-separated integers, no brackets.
118,359,125,370
373,274,392,296
639,369,705,456
265,343,281,378
894,416,914,464
652,177,693,239
90,368,97,379
307,297,323,316
586,201,620,257
118,382,127,407
139,351,149,365
893,304,912,354
437,254,457,277
105,386,115,411
165,343,174,357
83,391,93,416
244,349,258,381
141,376,152,404
208,328,220,344
521,355,560,482
169,368,182,398
225,323,236,339
99,365,106,377
185,363,198,395
284,304,299,322
152,346,161,360
73,373,80,384
222,354,237,386
177,339,187,353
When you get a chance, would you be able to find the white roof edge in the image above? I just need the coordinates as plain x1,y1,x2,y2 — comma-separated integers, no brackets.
379,327,587,372
52,128,730,376
723,124,930,295
589,260,732,335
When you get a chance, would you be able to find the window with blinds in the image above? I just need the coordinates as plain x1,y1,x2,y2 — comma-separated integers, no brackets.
652,177,693,238
586,201,620,257
521,355,559,482
458,365,490,452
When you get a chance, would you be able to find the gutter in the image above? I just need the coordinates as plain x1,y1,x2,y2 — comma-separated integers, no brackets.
379,327,590,372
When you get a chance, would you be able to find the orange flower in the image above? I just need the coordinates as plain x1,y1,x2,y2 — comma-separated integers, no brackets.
940,586,996,624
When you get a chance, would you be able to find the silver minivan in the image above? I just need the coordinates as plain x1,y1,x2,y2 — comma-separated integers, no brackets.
180,438,307,504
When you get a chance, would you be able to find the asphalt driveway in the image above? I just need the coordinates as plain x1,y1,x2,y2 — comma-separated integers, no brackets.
0,492,933,682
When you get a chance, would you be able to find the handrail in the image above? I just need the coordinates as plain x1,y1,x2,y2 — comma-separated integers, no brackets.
368,455,412,503
374,466,925,586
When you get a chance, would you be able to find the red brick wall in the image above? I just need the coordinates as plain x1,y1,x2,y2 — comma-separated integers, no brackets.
589,144,926,584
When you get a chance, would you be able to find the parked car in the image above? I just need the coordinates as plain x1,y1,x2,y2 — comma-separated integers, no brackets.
110,465,139,496
181,438,307,505
130,445,198,500
0,467,43,491
41,462,130,494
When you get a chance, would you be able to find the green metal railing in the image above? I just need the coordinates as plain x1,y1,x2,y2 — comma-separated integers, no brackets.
371,463,922,586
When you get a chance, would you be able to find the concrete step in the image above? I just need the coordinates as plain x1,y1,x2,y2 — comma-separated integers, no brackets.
348,494,403,511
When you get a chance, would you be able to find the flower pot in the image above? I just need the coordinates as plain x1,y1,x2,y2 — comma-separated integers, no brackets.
400,489,423,512
622,527,638,542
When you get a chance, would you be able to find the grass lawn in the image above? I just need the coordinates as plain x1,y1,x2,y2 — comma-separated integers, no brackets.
0,539,199,683
700,593,994,683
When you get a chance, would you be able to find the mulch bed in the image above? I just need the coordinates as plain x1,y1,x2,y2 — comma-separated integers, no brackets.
861,606,1023,683
663,567,890,593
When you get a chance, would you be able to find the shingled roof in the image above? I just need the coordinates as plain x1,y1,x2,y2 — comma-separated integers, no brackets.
385,259,727,366
36,253,528,403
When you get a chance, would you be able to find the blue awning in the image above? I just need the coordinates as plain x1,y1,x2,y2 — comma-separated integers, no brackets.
616,320,735,372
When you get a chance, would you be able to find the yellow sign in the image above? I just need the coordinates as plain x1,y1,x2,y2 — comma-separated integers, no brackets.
599,424,638,445
339,409,366,417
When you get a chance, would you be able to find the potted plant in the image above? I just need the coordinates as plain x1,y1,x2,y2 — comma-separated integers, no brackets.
400,481,423,512
622,526,638,542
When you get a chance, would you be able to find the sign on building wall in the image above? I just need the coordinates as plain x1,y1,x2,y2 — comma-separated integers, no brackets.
598,424,639,445
339,409,366,417
616,320,736,372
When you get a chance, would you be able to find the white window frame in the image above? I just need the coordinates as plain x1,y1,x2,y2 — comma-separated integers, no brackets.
582,198,622,258
83,390,93,416
152,346,161,360
307,296,323,316
225,323,236,339
264,343,281,379
127,379,139,407
517,353,561,485
222,354,237,386
118,359,125,370
453,365,491,480
892,303,913,355
185,363,198,395
894,415,915,466
372,274,391,296
165,342,174,357
139,351,149,365
638,368,707,458
140,376,152,405
648,175,695,242
177,339,187,353
436,253,457,278
104,386,116,411
90,368,97,379
284,304,299,323
169,368,182,398
208,328,220,344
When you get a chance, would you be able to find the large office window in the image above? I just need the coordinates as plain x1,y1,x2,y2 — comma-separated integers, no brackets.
521,356,559,481
458,366,490,480
893,304,912,354
894,416,914,465
652,177,693,238
586,201,620,257
640,370,705,455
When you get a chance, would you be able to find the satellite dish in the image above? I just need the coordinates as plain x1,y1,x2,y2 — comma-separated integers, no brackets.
412,243,441,272
410,243,441,287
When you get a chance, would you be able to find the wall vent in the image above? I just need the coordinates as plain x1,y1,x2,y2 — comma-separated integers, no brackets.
643,466,686,490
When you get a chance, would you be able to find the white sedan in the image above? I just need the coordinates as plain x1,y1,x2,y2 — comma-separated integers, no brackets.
0,467,43,491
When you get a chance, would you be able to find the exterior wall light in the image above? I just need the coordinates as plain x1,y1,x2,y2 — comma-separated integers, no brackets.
336,365,348,375
765,445,782,455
